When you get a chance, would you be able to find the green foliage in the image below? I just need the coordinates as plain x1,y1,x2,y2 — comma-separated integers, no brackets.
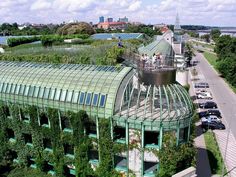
213,35,236,88
214,35,236,59
0,23,59,36
70,110,94,177
201,34,210,43
210,29,221,42
7,167,50,177
184,42,194,62
125,24,161,37
96,119,120,177
204,131,226,174
187,31,199,38
0,103,95,177
7,36,40,47
57,22,95,35
157,132,196,177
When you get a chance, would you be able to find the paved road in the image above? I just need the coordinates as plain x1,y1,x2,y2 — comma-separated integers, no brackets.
193,51,236,176
194,52,236,137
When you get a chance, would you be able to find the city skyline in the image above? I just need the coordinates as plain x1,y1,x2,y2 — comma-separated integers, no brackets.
0,0,236,26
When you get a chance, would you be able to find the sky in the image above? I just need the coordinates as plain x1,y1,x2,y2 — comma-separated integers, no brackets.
0,0,236,26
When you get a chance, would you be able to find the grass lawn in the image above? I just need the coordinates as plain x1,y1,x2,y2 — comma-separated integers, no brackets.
204,131,227,175
203,51,218,67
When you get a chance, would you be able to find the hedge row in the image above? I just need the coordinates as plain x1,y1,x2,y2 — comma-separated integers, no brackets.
7,36,40,47
7,34,91,47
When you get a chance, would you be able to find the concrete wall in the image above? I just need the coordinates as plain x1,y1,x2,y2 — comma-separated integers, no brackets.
176,70,188,86
172,167,196,177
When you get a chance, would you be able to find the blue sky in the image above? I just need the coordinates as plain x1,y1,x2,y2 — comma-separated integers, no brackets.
0,0,236,26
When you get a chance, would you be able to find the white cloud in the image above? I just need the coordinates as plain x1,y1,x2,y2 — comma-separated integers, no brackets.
0,0,236,26
127,1,142,11
31,0,51,10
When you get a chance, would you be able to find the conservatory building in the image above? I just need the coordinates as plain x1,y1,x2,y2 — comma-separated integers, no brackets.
0,57,193,176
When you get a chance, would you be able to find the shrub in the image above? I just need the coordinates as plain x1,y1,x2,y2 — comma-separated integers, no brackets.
7,36,40,47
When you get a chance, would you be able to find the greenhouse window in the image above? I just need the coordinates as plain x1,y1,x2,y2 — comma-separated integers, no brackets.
79,92,85,105
66,91,73,102
43,88,50,99
99,95,106,107
54,89,61,101
0,82,3,92
72,92,79,104
10,84,16,94
49,89,55,100
24,86,30,96
33,87,39,97
6,83,11,93
28,86,34,97
38,87,45,98
19,85,25,95
92,94,99,106
85,93,92,105
60,90,67,102
15,85,20,94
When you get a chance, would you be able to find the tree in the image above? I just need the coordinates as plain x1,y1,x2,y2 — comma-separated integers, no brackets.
210,29,221,41
157,132,196,177
201,34,210,43
184,42,195,66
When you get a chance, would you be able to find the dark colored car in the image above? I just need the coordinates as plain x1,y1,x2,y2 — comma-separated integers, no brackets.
198,109,222,118
201,121,225,130
198,111,207,118
207,109,222,118
199,101,217,109
194,82,209,88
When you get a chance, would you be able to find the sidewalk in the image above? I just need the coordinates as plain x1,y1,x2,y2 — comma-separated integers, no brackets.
214,130,236,176
194,121,212,177
189,69,212,177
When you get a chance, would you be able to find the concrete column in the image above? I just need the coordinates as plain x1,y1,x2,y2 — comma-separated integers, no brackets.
176,123,180,146
126,121,129,177
159,125,163,149
141,123,144,176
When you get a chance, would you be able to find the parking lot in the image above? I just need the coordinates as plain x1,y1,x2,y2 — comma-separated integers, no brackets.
190,51,236,176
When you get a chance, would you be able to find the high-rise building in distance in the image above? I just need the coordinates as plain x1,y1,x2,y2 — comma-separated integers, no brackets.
107,18,113,22
99,16,104,23
118,16,128,23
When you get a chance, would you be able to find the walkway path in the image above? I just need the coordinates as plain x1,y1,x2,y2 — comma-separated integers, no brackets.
189,68,212,177
192,51,236,176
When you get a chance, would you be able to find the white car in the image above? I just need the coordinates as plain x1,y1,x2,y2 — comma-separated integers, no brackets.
201,115,221,123
197,92,212,99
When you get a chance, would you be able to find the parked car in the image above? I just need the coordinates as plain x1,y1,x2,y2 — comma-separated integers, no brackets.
194,82,209,88
201,115,221,123
197,92,212,99
198,111,207,118
207,109,222,118
201,121,225,130
196,89,207,94
199,101,217,109
198,110,222,118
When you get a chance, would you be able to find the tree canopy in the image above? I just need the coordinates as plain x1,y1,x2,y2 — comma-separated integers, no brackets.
57,22,95,35
210,29,221,42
